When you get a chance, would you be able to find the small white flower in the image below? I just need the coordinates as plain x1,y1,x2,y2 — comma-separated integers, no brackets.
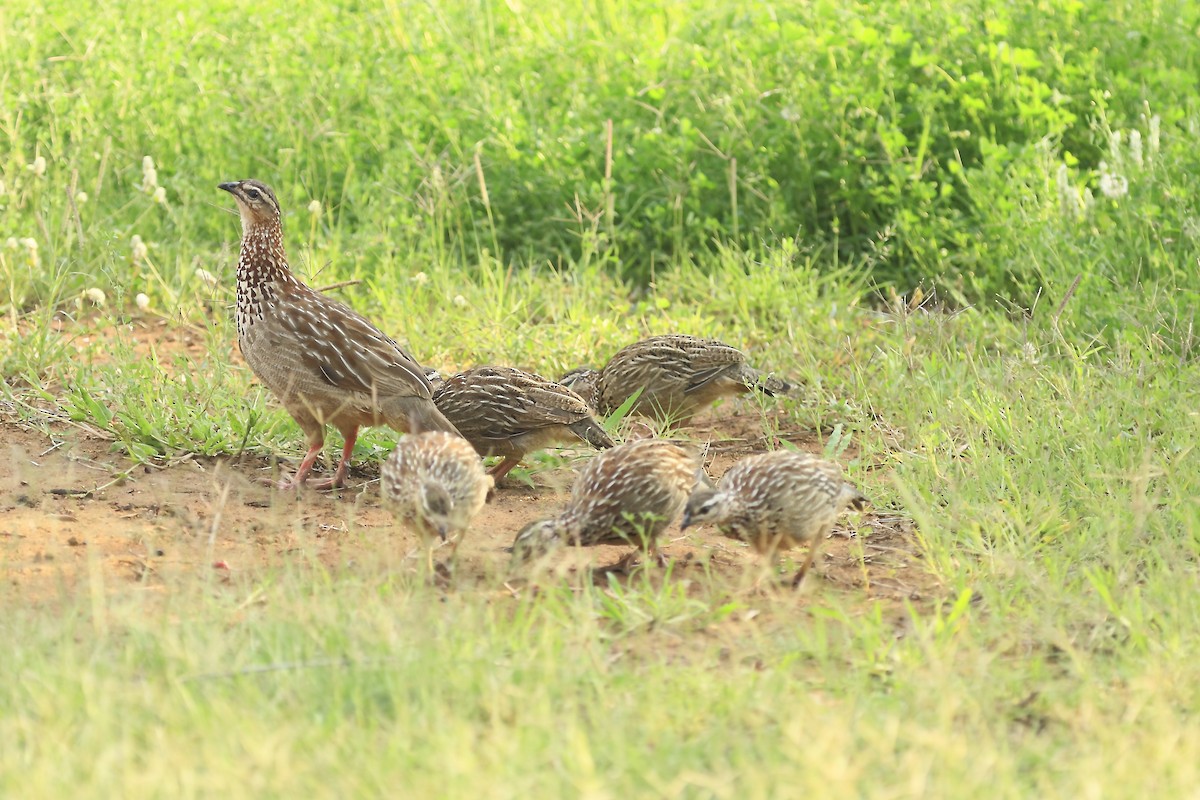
452,294,468,308
131,234,149,263
28,156,46,177
20,237,37,250
74,191,88,204
1129,130,1143,168
135,292,151,311
5,237,17,250
195,267,219,287
152,186,167,205
781,107,801,123
142,156,158,192
1098,172,1128,200
412,271,429,285
307,200,321,216
82,287,106,307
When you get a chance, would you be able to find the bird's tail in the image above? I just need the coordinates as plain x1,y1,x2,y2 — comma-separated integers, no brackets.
569,418,617,451
392,397,464,437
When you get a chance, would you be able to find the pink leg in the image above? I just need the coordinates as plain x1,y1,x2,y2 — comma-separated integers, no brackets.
487,457,522,483
271,440,324,490
307,427,359,490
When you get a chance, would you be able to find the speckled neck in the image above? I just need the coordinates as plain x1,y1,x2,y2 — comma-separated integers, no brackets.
235,218,296,337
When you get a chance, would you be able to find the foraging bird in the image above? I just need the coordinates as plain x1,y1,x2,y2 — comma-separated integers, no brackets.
219,179,459,489
511,438,699,566
433,366,615,483
381,431,492,574
560,334,790,424
682,450,866,586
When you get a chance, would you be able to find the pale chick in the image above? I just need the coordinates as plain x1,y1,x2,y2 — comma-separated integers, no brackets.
381,431,493,575
511,438,701,570
682,449,867,587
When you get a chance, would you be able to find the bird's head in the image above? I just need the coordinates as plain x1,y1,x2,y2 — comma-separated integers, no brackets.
418,481,456,541
681,483,727,530
218,179,281,232
509,518,565,564
558,367,600,409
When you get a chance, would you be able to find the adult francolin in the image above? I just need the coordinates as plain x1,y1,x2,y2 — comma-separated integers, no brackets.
220,179,459,489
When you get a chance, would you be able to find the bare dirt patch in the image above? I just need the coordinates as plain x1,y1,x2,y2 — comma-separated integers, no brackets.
1,415,929,609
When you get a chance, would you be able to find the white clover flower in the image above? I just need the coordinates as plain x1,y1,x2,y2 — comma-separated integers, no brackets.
20,237,37,251
308,200,321,216
195,267,219,287
412,271,429,285
28,156,46,177
74,191,88,204
452,294,468,307
1149,115,1161,156
131,234,149,263
1099,172,1128,200
82,287,106,307
135,292,151,311
4,237,17,250
1129,129,1143,168
142,156,158,192
152,186,167,205
1021,341,1039,364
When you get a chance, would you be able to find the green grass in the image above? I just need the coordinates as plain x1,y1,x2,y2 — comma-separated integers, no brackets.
3,0,1200,796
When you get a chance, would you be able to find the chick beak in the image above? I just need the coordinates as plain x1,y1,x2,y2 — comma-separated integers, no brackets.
680,510,694,530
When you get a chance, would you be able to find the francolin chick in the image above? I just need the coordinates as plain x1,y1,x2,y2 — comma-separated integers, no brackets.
433,366,615,483
511,438,699,568
560,334,790,424
682,450,866,587
219,180,459,489
381,431,492,574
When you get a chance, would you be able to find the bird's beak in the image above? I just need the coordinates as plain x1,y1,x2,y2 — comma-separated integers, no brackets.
217,182,239,194
436,522,450,542
680,510,693,530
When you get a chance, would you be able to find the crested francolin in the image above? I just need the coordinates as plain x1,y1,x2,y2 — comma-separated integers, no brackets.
511,438,699,567
219,179,459,489
560,334,789,424
682,449,866,586
433,366,615,483
381,431,492,574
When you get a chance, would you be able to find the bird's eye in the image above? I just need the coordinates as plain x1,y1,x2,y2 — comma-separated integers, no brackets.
246,188,261,200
